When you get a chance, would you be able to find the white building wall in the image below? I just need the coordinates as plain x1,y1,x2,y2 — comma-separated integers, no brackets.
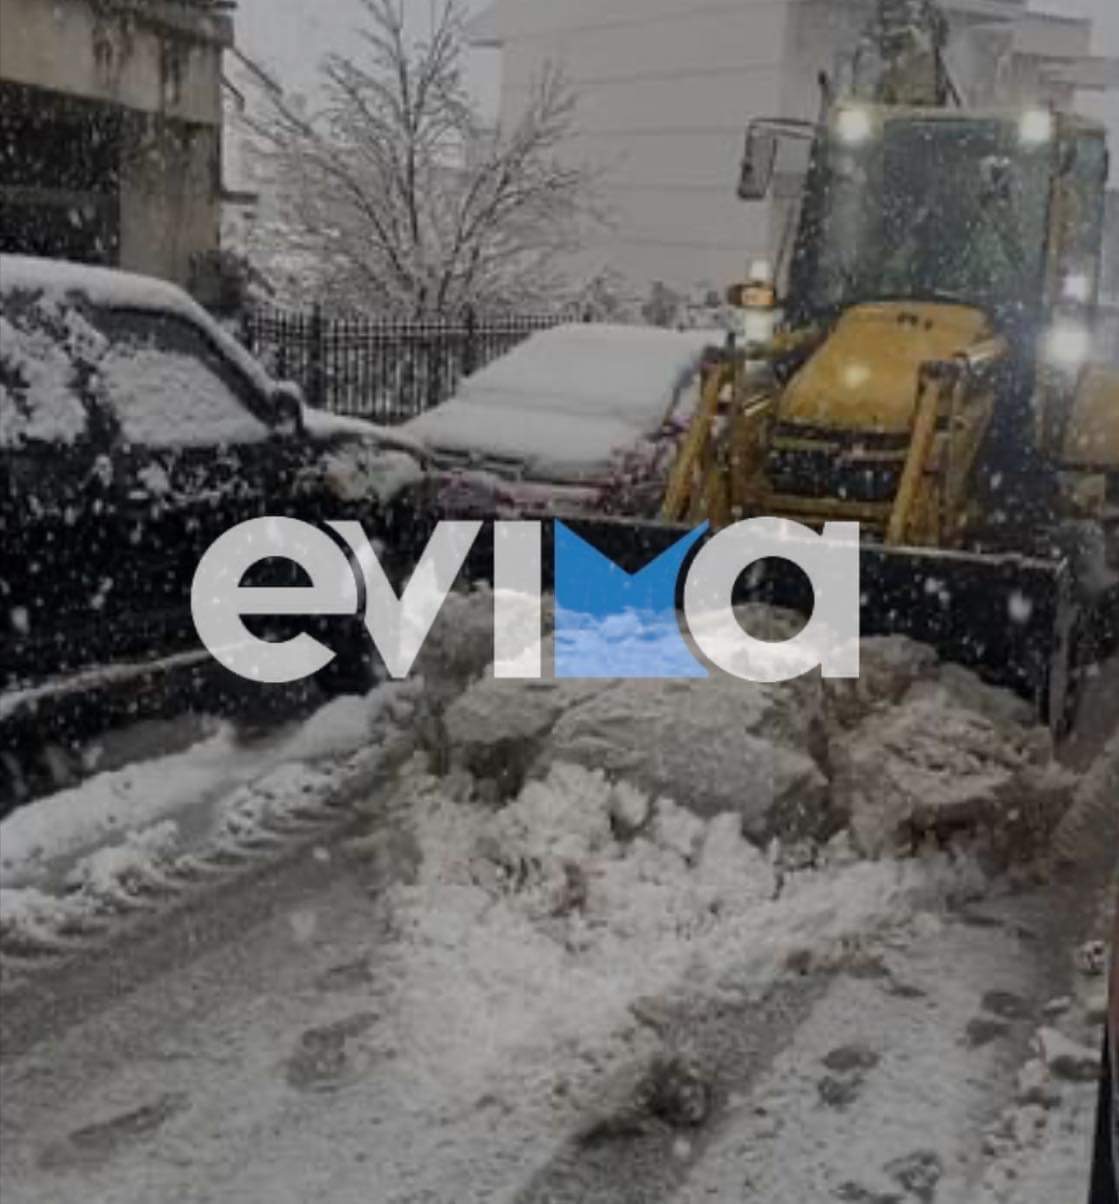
221,51,284,253
488,0,794,296
482,0,1102,298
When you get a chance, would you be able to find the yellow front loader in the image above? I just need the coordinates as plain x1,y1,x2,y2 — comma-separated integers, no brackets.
657,101,1118,726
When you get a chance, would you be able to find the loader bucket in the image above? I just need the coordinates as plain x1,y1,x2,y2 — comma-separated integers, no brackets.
858,544,1073,708
441,516,1074,722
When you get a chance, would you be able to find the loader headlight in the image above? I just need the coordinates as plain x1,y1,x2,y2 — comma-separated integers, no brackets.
743,307,779,349
1043,321,1091,371
1019,108,1054,147
835,106,875,146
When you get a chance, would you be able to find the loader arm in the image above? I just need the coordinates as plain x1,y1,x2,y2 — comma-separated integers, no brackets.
661,359,734,524
662,320,1010,549
643,323,1078,725
1061,364,1119,476
886,335,1010,547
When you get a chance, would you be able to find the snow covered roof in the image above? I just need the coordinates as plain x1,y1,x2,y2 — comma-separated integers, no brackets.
0,255,425,453
0,253,274,397
2,256,210,322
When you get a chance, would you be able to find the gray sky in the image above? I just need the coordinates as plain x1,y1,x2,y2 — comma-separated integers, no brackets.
232,0,499,113
233,0,1117,151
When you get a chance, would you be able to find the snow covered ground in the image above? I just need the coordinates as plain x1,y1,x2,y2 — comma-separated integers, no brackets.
0,682,426,965
0,595,1114,1202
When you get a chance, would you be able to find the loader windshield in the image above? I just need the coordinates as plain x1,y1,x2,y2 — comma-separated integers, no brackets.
791,113,1052,322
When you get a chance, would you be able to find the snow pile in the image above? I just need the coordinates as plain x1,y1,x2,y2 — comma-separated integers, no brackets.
545,676,829,840
316,445,425,505
364,626,1087,1193
411,585,505,703
1,821,185,943
0,682,425,887
370,756,989,1131
438,620,1072,857
0,886,83,948
282,684,421,763
0,725,244,884
0,682,434,957
460,762,777,938
64,821,182,906
831,668,1071,859
214,761,351,843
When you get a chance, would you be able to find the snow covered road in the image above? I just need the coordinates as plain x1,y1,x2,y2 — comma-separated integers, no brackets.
0,795,1111,1204
0,607,1114,1203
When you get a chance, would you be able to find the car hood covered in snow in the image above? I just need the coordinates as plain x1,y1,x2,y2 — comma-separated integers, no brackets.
403,323,718,483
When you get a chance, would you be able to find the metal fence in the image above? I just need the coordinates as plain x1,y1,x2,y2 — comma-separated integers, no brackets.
241,305,571,423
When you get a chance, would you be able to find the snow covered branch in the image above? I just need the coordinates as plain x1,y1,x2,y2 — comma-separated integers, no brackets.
248,0,598,316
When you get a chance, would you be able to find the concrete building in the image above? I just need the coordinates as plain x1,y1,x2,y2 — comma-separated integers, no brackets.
217,51,326,307
470,0,1119,298
0,0,233,290
220,45,282,256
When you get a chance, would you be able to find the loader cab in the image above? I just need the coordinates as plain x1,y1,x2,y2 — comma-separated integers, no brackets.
771,105,1103,338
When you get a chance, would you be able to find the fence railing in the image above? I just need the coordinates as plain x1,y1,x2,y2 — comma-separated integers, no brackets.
240,305,572,423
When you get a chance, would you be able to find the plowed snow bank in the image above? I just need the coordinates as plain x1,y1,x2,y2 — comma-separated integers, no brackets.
441,619,1073,858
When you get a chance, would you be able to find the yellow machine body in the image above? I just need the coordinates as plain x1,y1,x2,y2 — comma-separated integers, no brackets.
1063,365,1119,473
780,302,991,434
664,106,1119,542
653,102,1118,724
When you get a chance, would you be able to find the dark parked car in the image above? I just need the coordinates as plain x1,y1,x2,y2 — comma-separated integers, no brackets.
1,256,426,806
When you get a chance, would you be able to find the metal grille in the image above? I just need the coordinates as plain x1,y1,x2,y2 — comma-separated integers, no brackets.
240,305,573,424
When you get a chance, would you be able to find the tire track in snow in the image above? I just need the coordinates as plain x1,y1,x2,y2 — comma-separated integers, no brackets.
0,740,407,1012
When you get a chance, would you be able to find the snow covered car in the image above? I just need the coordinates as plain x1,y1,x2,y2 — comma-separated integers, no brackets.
0,256,427,797
402,323,718,516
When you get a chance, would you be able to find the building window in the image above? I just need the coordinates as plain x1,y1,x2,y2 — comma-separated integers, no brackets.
0,82,122,264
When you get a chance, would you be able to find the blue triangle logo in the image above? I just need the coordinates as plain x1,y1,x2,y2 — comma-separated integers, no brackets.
553,523,709,679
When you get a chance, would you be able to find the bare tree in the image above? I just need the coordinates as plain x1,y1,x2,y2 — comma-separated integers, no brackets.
251,0,597,316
